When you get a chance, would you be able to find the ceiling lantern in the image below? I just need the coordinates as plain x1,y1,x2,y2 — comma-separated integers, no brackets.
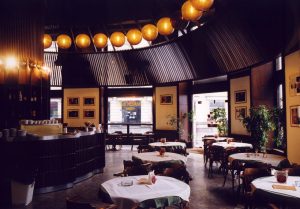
56,34,72,49
126,29,142,45
181,1,203,21
141,24,158,41
157,17,174,36
93,33,108,48
43,34,52,49
189,0,214,11
110,32,125,47
75,34,91,49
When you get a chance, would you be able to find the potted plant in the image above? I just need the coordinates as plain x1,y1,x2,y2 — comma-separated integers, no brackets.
211,108,228,136
271,107,286,149
242,105,275,150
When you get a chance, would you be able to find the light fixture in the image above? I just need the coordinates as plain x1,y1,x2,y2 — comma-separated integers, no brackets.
181,1,203,21
93,33,108,48
5,57,18,69
189,0,214,11
57,34,72,49
110,32,126,47
75,34,91,49
126,29,142,45
157,17,174,36
43,34,52,49
141,24,158,41
42,66,51,73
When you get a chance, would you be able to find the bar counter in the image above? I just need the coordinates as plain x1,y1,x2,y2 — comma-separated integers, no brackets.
0,131,105,193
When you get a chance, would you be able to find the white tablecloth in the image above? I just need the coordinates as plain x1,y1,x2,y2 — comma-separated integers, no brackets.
252,176,300,199
229,153,285,167
132,152,187,164
212,142,253,149
202,136,232,142
101,176,190,209
149,142,186,148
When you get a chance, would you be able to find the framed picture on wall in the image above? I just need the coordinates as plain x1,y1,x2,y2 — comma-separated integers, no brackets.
160,94,173,105
234,90,247,104
235,106,247,120
290,105,300,127
68,97,80,106
83,97,95,106
289,73,300,96
83,109,95,119
67,109,79,118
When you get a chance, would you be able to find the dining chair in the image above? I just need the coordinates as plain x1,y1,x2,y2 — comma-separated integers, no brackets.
203,138,216,167
162,164,192,184
130,133,147,151
242,167,271,209
207,145,227,178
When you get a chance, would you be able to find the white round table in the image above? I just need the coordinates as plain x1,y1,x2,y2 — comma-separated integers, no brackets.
101,175,190,209
132,152,187,164
212,141,253,149
251,176,300,205
149,142,186,148
202,136,231,142
229,153,286,167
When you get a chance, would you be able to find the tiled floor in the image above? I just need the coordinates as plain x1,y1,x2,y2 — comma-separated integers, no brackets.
10,146,247,209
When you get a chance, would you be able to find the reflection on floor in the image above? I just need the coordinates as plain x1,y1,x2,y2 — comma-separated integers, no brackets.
11,146,245,209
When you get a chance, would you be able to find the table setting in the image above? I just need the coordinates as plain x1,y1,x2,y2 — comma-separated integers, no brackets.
100,173,190,209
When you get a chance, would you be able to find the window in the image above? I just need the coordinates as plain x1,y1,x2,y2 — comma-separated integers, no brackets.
50,98,62,119
107,96,153,133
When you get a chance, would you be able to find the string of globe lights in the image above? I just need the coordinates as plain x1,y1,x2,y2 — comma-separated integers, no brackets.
43,0,214,50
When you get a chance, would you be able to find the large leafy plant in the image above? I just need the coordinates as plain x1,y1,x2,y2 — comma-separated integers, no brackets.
271,107,285,148
211,108,228,136
242,105,275,149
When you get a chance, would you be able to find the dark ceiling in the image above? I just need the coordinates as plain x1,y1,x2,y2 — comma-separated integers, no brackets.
44,0,184,27
41,0,300,86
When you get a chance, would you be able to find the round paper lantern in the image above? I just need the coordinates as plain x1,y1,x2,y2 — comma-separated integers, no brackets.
141,24,158,41
126,29,142,45
157,17,174,36
43,34,52,49
75,34,91,48
110,32,125,47
56,34,72,49
181,1,203,21
190,0,214,11
93,33,108,48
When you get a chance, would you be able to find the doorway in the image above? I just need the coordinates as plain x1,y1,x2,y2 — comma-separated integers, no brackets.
192,92,228,147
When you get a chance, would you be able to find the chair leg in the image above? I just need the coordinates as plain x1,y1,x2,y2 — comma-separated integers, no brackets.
223,167,228,187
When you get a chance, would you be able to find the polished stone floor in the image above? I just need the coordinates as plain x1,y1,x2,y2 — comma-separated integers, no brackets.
10,146,248,209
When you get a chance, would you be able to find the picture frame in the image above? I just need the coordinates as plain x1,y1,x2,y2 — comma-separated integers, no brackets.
68,97,80,106
290,105,300,127
83,109,95,119
235,106,247,120
289,73,300,96
67,109,79,118
83,97,95,106
234,90,247,104
160,94,173,105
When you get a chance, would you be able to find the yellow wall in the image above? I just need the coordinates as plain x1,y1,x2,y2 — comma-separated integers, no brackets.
285,50,300,164
64,88,100,127
230,76,251,135
155,86,177,130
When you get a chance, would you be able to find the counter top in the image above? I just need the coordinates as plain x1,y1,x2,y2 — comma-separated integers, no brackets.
27,130,102,140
